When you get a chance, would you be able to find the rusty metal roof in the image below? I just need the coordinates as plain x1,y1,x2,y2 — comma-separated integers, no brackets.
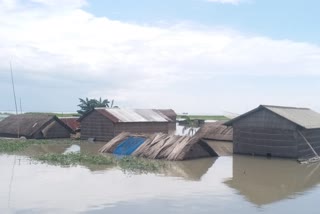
225,105,320,129
96,108,171,122
59,117,80,131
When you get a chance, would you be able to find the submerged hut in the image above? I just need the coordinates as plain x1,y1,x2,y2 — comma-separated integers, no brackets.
225,105,320,159
0,114,73,139
79,108,176,141
194,121,234,156
99,132,217,161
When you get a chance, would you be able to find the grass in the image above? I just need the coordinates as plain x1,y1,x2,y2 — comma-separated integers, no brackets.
0,140,30,153
34,153,167,174
0,139,73,153
177,115,229,121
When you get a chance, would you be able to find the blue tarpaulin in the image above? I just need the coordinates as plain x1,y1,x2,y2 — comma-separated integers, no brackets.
113,137,146,155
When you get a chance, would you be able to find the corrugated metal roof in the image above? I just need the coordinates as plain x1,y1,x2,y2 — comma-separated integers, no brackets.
225,105,320,129
263,105,320,129
97,108,171,122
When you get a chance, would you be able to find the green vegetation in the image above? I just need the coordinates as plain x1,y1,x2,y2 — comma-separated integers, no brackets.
0,139,73,153
0,140,30,153
180,115,199,136
77,97,118,115
34,153,166,174
177,115,229,121
0,139,166,174
35,153,115,166
118,156,167,173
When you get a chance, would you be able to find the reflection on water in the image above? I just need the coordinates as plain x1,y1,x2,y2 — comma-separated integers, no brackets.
163,158,217,181
225,155,320,206
1,144,320,213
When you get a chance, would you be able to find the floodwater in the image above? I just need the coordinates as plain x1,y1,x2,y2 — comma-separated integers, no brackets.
1,144,320,213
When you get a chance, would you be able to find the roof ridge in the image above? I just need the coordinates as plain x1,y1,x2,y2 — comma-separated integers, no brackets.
261,105,310,110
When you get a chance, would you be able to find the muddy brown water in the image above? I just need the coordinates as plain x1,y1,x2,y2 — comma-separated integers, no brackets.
1,143,320,213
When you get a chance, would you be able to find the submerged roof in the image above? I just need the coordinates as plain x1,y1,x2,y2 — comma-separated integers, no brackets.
225,105,320,129
94,108,172,123
99,132,217,160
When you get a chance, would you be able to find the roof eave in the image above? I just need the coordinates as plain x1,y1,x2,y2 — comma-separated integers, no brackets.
224,105,264,126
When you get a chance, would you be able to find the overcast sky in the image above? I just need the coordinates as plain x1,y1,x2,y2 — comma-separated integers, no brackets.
1,0,320,115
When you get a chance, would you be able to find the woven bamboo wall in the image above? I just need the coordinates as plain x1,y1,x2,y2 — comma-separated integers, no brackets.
80,110,172,142
80,110,115,141
43,121,71,139
114,122,169,136
233,108,299,158
298,129,320,158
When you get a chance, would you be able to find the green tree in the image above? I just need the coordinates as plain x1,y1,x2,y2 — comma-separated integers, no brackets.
77,97,117,115
181,115,199,136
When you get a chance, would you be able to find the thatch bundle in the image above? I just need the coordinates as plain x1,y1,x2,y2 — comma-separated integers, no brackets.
99,132,217,161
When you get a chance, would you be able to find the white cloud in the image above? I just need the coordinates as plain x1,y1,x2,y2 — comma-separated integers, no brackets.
0,0,320,113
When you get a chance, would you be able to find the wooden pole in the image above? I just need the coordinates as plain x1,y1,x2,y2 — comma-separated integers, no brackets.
10,62,18,115
10,62,20,138
298,130,319,157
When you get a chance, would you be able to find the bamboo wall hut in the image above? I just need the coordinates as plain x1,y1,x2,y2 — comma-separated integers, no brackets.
225,105,320,159
99,132,217,160
0,114,73,139
79,108,176,141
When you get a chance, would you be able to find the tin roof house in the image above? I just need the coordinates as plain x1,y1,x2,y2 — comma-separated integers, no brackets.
79,108,176,141
225,105,320,159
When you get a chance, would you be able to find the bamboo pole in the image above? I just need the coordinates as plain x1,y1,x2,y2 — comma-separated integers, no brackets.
298,130,319,157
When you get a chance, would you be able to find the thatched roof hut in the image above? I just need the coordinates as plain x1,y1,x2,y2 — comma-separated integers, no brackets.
195,121,233,141
0,114,73,139
99,132,217,161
